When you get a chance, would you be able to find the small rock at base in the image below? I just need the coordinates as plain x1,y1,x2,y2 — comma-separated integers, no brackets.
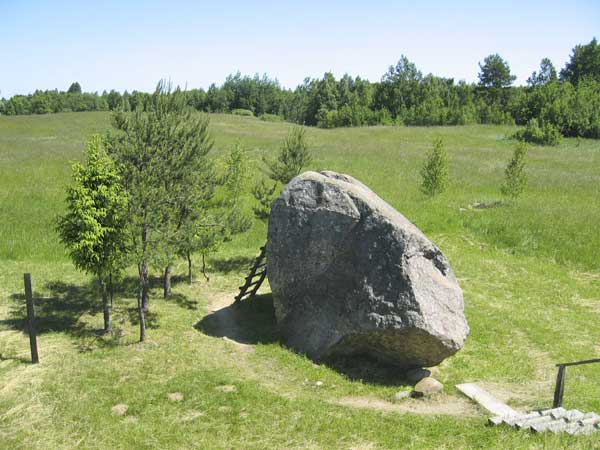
405,368,431,383
393,391,411,402
111,404,129,416
412,377,443,397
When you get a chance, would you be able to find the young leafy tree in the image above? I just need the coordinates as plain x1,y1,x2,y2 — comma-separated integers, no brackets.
57,135,128,333
420,138,449,196
501,142,528,200
105,82,214,340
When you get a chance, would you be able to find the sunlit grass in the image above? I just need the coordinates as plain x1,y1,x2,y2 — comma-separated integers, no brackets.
1,112,599,449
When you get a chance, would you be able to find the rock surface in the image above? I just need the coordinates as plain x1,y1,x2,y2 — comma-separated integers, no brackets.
412,377,444,397
266,171,469,368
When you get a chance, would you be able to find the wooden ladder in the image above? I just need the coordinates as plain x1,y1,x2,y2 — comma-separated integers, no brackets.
234,245,267,304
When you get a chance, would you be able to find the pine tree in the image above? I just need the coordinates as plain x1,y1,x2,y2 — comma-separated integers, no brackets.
251,179,278,220
501,142,528,200
420,138,449,196
267,126,311,184
253,126,311,219
105,82,214,340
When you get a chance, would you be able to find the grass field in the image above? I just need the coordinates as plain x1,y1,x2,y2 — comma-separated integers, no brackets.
1,112,600,449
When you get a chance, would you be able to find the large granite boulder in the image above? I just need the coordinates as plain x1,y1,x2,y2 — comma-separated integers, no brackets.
266,171,469,369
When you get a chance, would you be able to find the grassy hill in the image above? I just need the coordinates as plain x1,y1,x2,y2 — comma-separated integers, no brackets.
1,112,599,449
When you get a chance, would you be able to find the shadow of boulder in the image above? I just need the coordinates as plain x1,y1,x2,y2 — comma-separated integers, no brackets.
195,293,279,345
195,292,415,387
322,354,415,387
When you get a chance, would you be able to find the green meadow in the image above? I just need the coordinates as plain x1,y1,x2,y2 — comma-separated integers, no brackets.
1,111,600,449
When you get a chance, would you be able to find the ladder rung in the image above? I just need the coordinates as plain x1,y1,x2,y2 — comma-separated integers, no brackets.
245,269,265,280
248,261,265,272
240,280,260,290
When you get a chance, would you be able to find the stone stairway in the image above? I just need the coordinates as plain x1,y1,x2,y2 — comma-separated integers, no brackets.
489,407,600,435
457,383,600,435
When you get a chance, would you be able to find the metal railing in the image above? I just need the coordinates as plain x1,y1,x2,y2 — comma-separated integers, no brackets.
553,358,600,408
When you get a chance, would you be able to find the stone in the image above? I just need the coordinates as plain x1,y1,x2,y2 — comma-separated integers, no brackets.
405,368,431,383
412,377,444,397
168,392,184,402
266,171,469,369
111,404,129,416
215,385,237,393
393,391,411,402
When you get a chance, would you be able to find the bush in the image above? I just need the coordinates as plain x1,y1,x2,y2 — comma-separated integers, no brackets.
514,118,562,146
232,108,254,117
259,113,283,122
501,142,528,199
420,138,449,196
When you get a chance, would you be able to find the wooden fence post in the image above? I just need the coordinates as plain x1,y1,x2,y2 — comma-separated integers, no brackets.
23,273,39,364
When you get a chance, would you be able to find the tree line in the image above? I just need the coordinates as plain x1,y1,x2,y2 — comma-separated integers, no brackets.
2,38,599,139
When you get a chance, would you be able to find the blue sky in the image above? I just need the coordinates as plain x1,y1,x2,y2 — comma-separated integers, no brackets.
1,0,598,97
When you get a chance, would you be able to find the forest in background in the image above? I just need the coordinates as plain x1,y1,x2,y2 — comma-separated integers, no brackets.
2,38,599,139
